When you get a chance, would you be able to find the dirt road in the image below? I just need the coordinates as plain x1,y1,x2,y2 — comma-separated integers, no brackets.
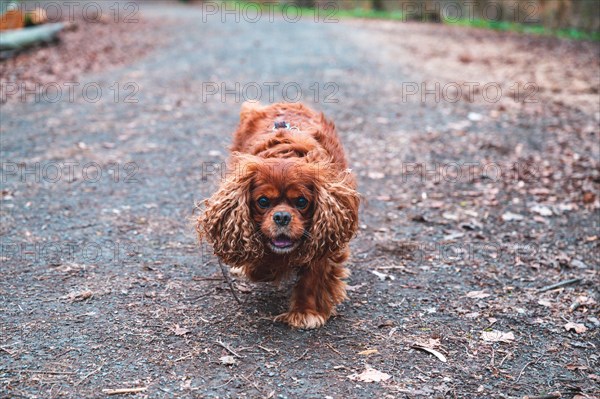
1,2,598,398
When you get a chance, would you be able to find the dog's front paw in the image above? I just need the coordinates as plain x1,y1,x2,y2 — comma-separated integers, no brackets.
274,310,327,329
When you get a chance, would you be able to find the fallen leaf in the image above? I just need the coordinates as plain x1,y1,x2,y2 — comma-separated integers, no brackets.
564,322,587,334
346,283,366,292
220,355,236,366
347,365,391,383
235,283,252,293
582,191,596,204
481,330,515,343
502,212,524,222
565,364,588,371
574,296,596,306
370,270,395,281
358,349,379,356
588,373,600,382
466,290,491,299
530,204,553,216
537,299,552,307
570,259,588,269
411,344,447,363
442,212,459,221
64,290,93,302
443,231,465,240
172,324,190,336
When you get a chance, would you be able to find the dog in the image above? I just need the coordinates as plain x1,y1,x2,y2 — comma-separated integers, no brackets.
197,102,359,329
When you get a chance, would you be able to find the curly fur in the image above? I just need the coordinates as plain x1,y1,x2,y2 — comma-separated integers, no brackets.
197,102,359,329
198,155,264,267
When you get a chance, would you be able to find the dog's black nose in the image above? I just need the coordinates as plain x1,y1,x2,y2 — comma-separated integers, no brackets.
273,211,291,227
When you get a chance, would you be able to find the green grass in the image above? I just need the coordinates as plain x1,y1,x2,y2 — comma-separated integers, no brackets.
332,8,404,21
216,1,598,42
221,1,403,21
444,17,600,42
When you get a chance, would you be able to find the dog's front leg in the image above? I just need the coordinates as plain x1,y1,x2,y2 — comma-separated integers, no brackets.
275,257,349,329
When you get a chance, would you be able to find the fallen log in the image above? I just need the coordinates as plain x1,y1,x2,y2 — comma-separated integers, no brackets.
0,22,65,50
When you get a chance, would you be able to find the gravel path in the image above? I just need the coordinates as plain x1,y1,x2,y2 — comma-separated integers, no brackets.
1,2,598,398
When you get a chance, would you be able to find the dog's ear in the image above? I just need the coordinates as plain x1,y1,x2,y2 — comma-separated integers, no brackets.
240,101,263,124
198,153,263,267
299,165,360,263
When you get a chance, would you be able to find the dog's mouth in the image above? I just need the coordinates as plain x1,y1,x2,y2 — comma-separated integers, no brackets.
268,235,299,254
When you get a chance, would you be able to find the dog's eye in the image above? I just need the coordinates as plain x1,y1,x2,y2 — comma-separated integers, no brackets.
295,197,308,209
257,196,270,209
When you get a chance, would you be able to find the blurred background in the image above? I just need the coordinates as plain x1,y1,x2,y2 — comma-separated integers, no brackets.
1,1,599,398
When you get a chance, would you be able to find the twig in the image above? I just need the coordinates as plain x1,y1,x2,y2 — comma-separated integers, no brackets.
240,373,265,396
537,278,582,293
102,387,147,395
218,259,241,304
0,346,15,355
192,277,224,281
289,349,309,364
326,343,342,357
499,351,512,368
212,376,235,389
258,345,276,354
522,392,561,399
516,355,543,383
74,363,103,386
10,370,76,375
215,340,243,358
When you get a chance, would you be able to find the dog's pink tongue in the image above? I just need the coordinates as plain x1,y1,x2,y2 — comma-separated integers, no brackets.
272,237,293,248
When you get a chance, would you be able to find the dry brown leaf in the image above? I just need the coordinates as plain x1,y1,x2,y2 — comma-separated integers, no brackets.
481,330,515,343
346,283,367,292
564,322,587,334
358,349,379,356
574,296,596,306
219,355,236,366
172,324,190,336
64,290,93,302
347,365,391,383
442,212,459,221
235,283,252,293
538,299,552,307
466,290,491,299
565,364,588,371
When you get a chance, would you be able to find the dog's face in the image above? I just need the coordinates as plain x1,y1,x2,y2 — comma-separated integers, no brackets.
199,154,359,266
250,161,315,255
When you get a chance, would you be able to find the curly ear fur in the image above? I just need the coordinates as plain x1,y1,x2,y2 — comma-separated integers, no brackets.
197,155,263,267
296,166,360,264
